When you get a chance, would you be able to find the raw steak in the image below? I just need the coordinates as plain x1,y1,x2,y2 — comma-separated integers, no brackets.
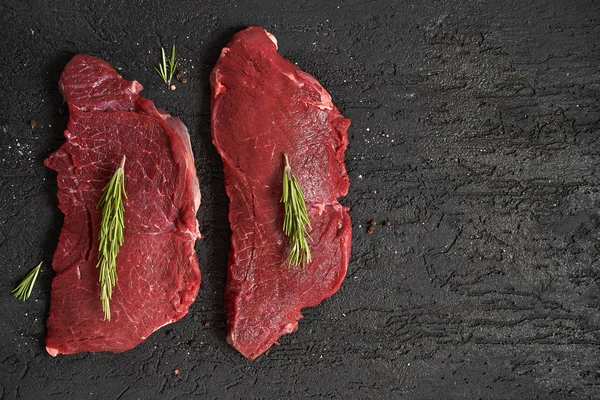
210,27,352,359
44,54,201,356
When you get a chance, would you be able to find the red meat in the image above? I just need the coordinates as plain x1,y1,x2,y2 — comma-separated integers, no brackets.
45,54,201,356
210,27,352,359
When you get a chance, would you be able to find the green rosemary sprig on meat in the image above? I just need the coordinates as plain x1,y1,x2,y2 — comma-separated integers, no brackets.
154,45,178,86
281,153,312,268
12,262,42,301
96,155,127,321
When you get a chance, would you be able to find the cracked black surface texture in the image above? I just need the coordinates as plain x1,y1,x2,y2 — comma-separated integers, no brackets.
1,0,600,399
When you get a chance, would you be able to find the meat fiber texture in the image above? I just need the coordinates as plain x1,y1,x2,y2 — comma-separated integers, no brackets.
210,27,352,360
44,54,201,356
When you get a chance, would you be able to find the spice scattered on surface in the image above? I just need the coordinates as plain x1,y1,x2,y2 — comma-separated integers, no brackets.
383,220,391,227
169,84,176,91
366,219,377,234
176,70,188,84
204,321,211,328
29,120,37,129
174,369,181,375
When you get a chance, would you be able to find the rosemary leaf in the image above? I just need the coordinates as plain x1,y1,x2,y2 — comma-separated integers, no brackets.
96,155,127,321
12,262,42,301
168,45,178,84
155,45,179,86
281,154,312,268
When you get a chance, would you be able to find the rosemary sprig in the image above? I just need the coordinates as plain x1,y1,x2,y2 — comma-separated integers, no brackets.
281,153,312,268
96,155,127,321
12,262,42,301
154,45,178,86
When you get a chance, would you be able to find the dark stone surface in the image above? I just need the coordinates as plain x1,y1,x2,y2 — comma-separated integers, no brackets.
1,0,600,398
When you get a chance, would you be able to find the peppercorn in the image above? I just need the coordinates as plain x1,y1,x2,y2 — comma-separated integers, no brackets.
383,220,391,227
180,77,188,84
57,107,65,115
29,120,37,128
170,84,176,91
366,218,376,234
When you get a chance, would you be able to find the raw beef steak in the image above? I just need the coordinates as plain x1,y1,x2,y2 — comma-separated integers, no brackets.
45,54,201,356
210,27,352,359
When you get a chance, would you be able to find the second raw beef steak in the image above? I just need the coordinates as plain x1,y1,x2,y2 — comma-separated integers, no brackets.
210,27,352,360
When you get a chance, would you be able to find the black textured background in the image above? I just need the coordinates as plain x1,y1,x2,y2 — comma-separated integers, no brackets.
1,0,600,399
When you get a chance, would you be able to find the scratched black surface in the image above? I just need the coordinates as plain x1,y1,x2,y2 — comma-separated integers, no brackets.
1,0,600,399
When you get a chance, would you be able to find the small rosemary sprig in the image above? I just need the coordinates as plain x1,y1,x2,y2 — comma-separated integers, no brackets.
96,155,127,321
154,45,178,86
12,262,42,301
281,153,312,268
